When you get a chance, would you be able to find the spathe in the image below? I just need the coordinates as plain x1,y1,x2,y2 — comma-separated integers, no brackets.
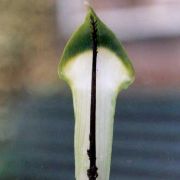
58,7,135,180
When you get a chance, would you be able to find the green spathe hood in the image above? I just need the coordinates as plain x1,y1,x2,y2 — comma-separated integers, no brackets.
59,7,135,83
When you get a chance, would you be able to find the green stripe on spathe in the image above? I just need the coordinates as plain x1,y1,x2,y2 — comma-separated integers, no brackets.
59,7,134,78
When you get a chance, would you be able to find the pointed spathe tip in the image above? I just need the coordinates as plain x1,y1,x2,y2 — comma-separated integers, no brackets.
84,1,93,13
83,0,94,12
84,3,97,19
84,0,90,9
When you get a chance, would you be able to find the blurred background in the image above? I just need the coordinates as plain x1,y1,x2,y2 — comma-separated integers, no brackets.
1,0,180,179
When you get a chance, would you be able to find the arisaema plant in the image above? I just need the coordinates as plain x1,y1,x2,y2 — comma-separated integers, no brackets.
58,6,135,180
